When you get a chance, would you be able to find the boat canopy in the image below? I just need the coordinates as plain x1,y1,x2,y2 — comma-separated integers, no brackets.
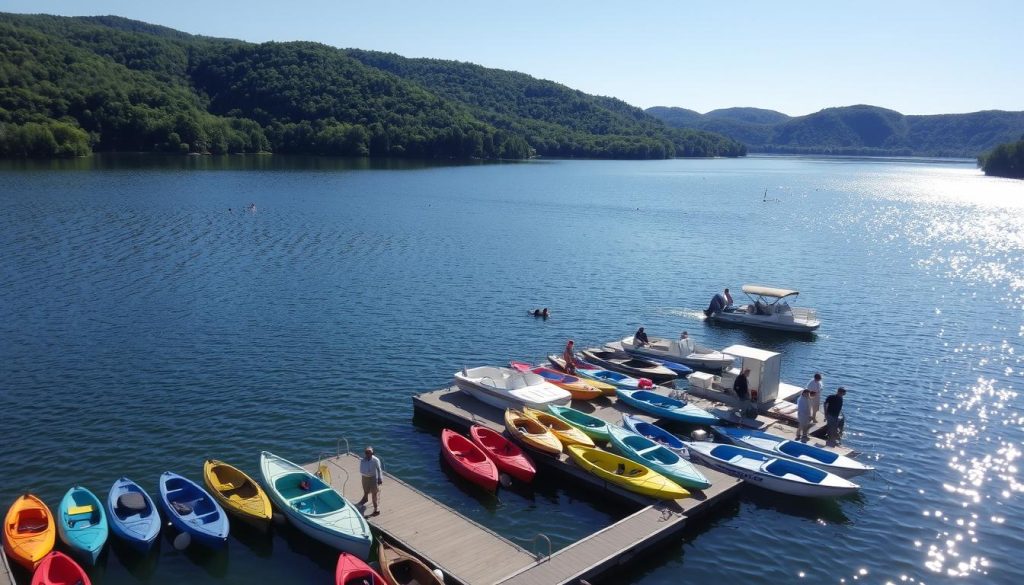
721,344,779,362
742,285,799,299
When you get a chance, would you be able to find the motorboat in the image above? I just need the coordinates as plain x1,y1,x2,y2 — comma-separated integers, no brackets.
454,366,572,410
705,285,820,333
604,341,694,376
616,333,734,371
579,348,676,382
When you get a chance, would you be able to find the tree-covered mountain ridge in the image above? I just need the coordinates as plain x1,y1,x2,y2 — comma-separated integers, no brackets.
0,12,745,159
647,104,1024,158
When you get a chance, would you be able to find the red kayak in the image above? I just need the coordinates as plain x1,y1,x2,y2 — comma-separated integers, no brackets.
335,552,386,585
441,428,499,491
470,424,536,484
31,551,91,585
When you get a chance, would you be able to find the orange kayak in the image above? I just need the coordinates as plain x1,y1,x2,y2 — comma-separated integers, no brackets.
509,361,604,400
3,493,55,570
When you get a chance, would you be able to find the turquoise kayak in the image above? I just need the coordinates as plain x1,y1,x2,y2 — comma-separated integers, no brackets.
608,425,711,490
615,388,718,425
57,486,108,565
547,405,610,442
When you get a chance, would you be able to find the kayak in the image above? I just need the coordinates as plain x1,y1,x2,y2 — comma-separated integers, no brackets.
622,414,686,452
469,425,536,483
580,348,677,382
441,428,499,492
56,486,108,565
547,405,610,442
158,471,229,548
711,426,874,478
30,551,90,585
203,459,273,531
335,552,387,585
566,445,689,500
106,477,160,552
378,541,443,585
523,407,595,448
504,408,563,456
547,355,646,393
615,388,718,425
509,361,603,400
608,425,711,490
2,493,55,570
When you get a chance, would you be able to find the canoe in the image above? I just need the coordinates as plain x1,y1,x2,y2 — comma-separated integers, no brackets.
608,426,711,490
260,451,372,558
441,428,500,491
566,445,688,500
622,414,686,452
2,493,55,570
204,459,273,530
106,477,160,553
378,540,443,585
469,425,536,483
56,486,108,565
454,365,572,410
157,471,229,548
504,408,563,456
523,407,595,448
30,551,90,585
336,552,387,585
547,405,610,442
615,388,718,425
547,355,648,391
509,361,603,400
580,348,677,382
684,441,859,497
711,426,874,478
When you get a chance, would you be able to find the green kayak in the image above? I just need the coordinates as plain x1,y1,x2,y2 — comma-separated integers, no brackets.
547,405,610,442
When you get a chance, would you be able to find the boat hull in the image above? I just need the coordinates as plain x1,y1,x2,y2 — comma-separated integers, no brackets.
106,478,160,553
709,310,820,332
618,337,734,371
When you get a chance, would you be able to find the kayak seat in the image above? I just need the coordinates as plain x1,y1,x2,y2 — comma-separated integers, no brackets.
17,519,49,533
68,504,94,516
213,479,237,492
117,492,147,512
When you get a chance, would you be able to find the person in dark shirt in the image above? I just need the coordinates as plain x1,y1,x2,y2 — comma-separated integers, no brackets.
824,387,847,445
732,368,750,401
635,327,650,346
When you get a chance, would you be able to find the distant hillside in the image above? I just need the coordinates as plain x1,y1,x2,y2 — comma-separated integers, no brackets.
0,12,744,160
647,104,1024,157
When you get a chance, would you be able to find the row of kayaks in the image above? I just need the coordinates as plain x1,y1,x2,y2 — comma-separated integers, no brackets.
436,401,872,500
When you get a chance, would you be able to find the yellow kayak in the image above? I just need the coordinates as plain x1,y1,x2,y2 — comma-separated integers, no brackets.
523,407,595,448
203,459,273,530
505,408,563,456
566,445,689,500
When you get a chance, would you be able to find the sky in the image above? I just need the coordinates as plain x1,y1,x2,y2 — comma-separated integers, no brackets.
2,0,1021,116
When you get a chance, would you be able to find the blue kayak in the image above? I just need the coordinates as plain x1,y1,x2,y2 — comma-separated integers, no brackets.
106,477,161,552
57,486,108,565
642,357,693,377
615,388,718,425
622,414,686,452
158,472,229,548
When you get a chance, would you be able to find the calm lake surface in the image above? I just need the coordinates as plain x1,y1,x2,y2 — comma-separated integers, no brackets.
1,155,1022,584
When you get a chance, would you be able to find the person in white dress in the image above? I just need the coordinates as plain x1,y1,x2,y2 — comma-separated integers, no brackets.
805,373,823,422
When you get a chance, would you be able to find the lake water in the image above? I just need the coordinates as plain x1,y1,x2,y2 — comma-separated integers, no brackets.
1,155,1022,584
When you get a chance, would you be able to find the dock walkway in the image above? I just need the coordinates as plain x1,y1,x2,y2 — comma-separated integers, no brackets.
302,453,536,585
1,546,13,585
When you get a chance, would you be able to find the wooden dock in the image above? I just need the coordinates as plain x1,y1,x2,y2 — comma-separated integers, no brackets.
1,546,15,585
413,386,744,584
302,453,537,585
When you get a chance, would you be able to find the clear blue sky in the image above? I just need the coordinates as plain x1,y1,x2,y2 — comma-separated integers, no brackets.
3,0,1020,116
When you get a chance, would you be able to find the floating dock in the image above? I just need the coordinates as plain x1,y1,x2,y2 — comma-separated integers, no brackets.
1,546,14,585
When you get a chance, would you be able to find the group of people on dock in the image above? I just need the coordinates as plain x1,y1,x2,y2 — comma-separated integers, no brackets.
796,373,846,445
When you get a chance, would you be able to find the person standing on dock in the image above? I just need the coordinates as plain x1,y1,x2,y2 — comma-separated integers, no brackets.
356,446,383,515
805,372,823,423
563,340,577,374
824,387,847,446
732,368,750,401
796,390,812,441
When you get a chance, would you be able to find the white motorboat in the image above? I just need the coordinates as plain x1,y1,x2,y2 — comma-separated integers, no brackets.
454,366,572,410
705,284,820,333
683,441,859,497
618,333,734,371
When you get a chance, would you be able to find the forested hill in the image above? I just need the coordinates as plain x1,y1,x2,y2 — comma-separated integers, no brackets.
0,13,744,159
979,136,1024,179
647,104,1024,158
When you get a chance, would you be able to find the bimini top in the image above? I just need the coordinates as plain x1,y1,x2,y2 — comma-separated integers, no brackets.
742,285,799,299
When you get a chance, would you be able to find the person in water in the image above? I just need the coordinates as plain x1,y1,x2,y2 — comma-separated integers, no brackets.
634,327,650,346
530,308,550,318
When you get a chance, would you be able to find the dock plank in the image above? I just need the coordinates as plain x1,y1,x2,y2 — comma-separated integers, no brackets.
1,546,15,585
302,453,536,585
